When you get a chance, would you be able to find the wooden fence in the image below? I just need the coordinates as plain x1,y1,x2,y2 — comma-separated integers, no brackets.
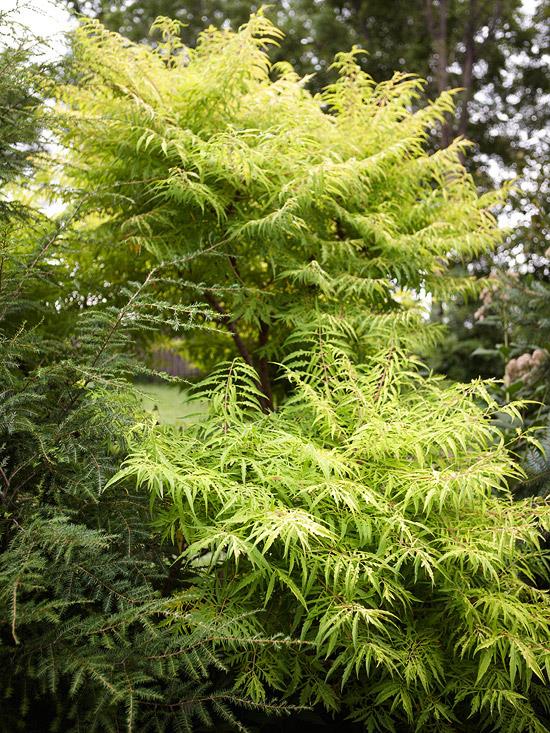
148,347,201,379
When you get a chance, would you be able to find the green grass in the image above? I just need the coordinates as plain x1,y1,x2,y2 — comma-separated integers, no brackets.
137,382,205,426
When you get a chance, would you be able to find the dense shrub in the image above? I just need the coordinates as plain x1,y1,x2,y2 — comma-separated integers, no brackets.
0,26,272,732
117,323,550,732
79,13,550,732
3,10,549,732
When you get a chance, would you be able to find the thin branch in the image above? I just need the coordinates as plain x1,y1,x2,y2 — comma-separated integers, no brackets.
374,347,395,404
0,465,10,493
228,254,245,284
458,0,479,138
202,291,254,367
0,202,85,322
11,580,19,644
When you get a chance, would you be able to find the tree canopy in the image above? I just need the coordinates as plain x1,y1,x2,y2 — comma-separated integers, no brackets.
63,0,549,179
57,13,507,404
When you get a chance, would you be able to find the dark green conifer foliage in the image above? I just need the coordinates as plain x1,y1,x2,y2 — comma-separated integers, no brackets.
471,271,550,499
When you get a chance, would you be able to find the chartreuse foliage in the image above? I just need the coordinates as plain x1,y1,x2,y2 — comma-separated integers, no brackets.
114,318,550,732
59,11,550,731
57,12,505,387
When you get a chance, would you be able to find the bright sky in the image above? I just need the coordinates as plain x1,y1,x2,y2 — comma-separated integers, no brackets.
0,0,76,57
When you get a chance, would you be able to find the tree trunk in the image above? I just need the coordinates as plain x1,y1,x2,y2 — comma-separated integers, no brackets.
257,321,274,412
203,291,274,412
458,0,479,138
425,0,452,147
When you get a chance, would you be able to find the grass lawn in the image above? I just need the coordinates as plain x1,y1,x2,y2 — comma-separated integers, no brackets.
137,382,205,426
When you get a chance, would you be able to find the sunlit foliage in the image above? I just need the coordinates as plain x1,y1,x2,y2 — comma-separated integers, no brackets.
57,13,506,392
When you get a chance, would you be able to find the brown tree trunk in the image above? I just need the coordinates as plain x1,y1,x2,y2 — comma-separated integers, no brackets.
257,321,274,412
203,291,274,412
458,0,479,138
203,291,254,367
425,0,452,147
